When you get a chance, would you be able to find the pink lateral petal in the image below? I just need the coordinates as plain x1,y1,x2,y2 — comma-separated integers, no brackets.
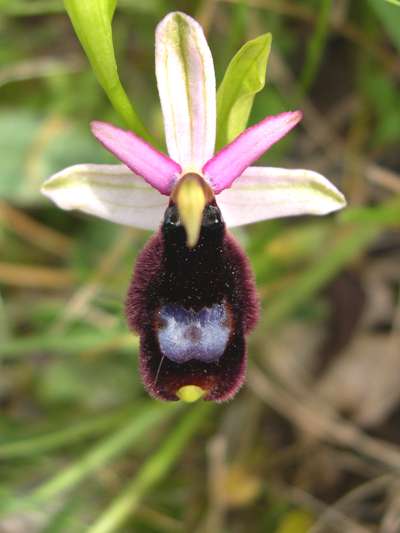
91,121,182,195
203,111,303,193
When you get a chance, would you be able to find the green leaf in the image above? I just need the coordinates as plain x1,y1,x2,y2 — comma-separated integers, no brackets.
216,33,272,150
368,0,400,52
385,0,400,6
0,0,64,15
264,222,381,327
0,330,135,358
339,196,400,225
299,0,332,93
0,0,168,16
0,402,181,516
63,0,149,139
87,403,212,533
0,406,134,459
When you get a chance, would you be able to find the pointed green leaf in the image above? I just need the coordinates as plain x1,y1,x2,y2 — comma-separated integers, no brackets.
87,403,212,533
63,0,149,140
369,0,400,52
216,33,272,150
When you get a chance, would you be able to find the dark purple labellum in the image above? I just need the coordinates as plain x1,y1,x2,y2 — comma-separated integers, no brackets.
125,201,259,402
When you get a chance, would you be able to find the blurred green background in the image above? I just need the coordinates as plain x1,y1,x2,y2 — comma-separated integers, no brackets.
1,0,400,531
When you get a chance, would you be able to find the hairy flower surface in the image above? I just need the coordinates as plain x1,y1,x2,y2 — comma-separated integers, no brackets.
42,12,346,402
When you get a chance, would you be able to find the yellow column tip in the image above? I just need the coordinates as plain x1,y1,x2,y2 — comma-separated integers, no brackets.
175,175,206,248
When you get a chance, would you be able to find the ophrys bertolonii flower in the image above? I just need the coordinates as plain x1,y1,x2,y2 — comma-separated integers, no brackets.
42,12,346,402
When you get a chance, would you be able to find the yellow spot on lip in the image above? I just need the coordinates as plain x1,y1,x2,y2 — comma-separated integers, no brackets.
177,385,205,403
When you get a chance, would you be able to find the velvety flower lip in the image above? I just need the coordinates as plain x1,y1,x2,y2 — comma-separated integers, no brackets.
41,10,347,403
125,210,259,402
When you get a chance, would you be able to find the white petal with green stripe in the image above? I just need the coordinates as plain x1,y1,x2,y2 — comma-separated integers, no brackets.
218,167,346,227
156,12,216,171
42,164,168,230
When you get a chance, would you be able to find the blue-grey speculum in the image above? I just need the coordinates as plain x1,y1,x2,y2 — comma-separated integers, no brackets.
157,304,230,363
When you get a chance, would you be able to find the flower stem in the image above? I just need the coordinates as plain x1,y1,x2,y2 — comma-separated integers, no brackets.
88,403,213,533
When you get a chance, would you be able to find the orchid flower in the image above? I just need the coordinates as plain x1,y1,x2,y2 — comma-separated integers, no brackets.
42,12,346,403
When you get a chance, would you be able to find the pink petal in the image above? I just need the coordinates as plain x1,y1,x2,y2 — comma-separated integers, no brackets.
203,111,302,193
91,121,181,195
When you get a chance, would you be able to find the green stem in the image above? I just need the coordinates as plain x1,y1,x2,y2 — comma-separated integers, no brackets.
88,403,212,533
300,0,332,93
265,222,380,327
0,402,180,516
32,403,180,503
0,405,135,459
0,331,135,358
0,0,64,15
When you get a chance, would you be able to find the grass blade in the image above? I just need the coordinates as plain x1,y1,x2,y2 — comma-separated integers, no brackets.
88,403,212,533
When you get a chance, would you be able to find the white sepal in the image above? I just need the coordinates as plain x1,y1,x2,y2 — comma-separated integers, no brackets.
217,166,346,228
41,164,168,230
156,12,216,171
